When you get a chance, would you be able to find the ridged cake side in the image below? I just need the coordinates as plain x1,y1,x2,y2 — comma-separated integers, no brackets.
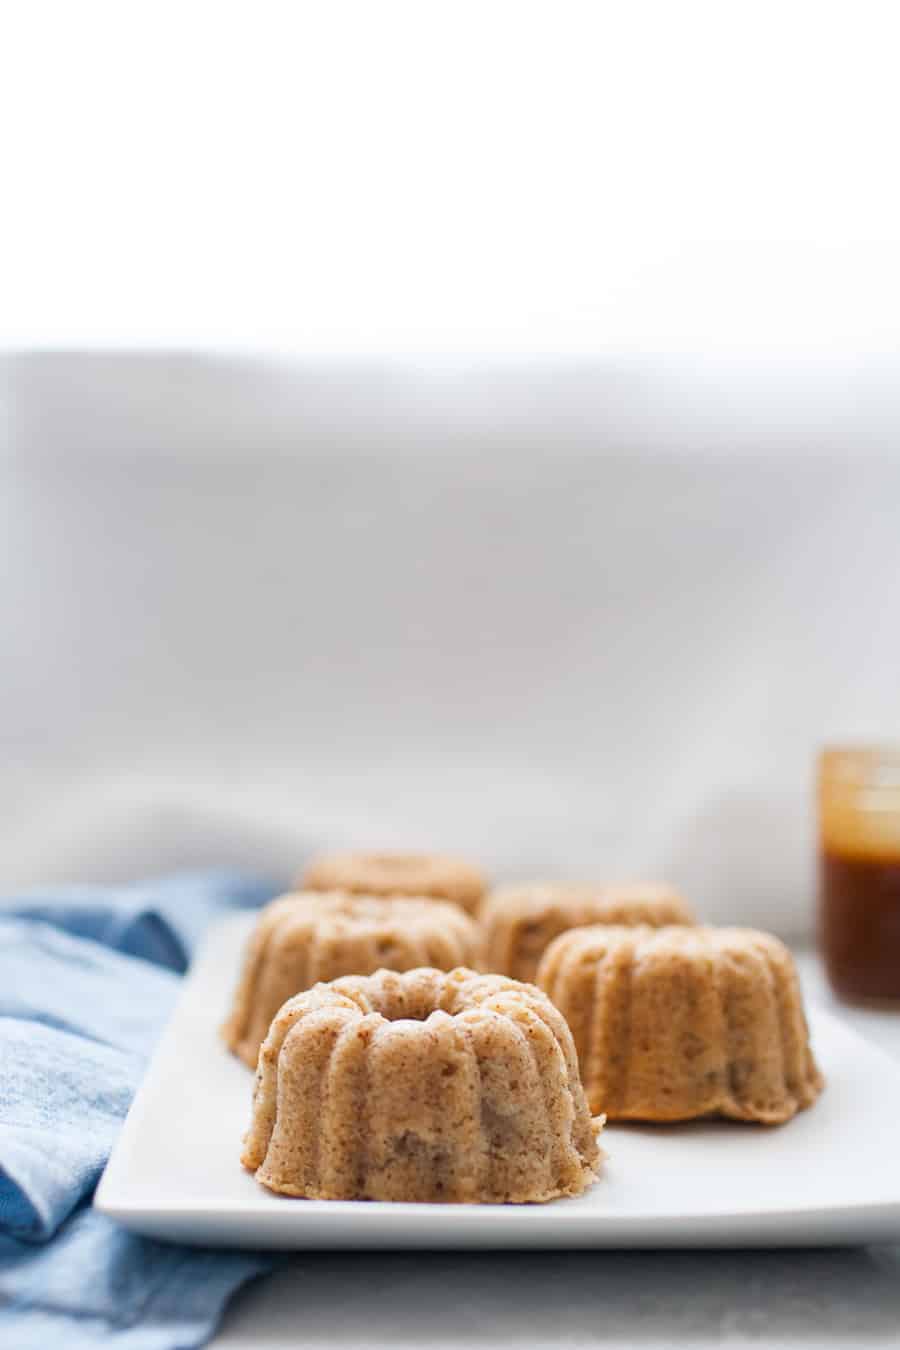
537,925,823,1124
221,894,478,1068
480,882,696,984
241,967,601,1203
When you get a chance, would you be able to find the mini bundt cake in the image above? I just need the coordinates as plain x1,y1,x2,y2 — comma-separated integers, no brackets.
241,966,602,1203
480,881,696,984
222,893,479,1068
303,850,486,914
537,925,824,1124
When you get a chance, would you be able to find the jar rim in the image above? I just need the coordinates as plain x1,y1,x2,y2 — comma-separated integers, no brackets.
820,746,900,788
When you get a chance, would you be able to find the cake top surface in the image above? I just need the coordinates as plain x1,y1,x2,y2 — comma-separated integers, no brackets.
261,890,477,935
541,922,791,959
268,965,567,1030
304,850,485,893
483,880,693,915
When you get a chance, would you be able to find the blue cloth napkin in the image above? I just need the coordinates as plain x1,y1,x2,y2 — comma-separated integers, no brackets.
0,872,282,1349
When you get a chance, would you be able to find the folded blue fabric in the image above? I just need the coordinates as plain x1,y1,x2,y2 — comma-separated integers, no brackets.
0,872,280,1349
0,870,280,974
0,1014,144,1241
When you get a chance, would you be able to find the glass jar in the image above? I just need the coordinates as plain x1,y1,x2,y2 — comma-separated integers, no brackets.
819,746,900,1002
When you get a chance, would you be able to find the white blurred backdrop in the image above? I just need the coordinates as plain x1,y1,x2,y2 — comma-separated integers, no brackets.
2,2,900,935
4,352,900,937
3,1,900,355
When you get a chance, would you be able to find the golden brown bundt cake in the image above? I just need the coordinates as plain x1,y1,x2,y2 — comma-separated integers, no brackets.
242,966,602,1203
302,850,486,914
480,881,696,984
222,893,479,1068
537,925,824,1124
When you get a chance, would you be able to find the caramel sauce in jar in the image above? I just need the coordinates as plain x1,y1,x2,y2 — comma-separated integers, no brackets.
819,747,900,1002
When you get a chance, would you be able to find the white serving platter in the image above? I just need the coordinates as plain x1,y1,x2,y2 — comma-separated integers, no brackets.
96,914,900,1249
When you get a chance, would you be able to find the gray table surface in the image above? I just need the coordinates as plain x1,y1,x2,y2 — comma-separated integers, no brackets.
214,953,900,1349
